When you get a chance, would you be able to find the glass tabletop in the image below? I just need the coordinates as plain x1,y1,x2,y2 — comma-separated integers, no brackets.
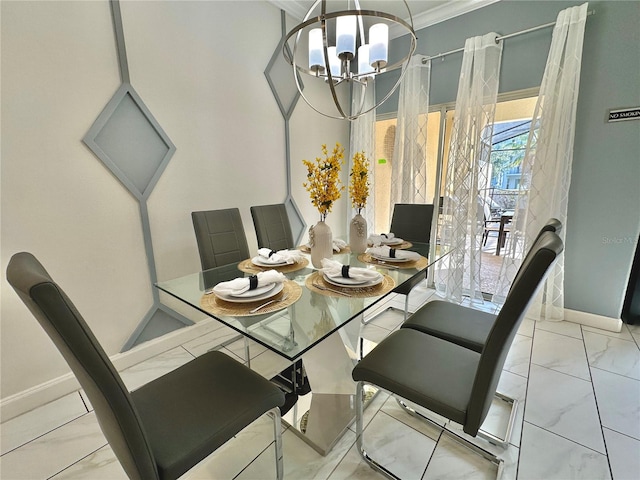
156,242,447,362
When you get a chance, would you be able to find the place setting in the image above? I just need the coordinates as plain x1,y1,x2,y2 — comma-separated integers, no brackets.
367,232,413,249
238,247,309,274
305,258,395,298
358,245,428,270
200,269,302,317
299,238,351,255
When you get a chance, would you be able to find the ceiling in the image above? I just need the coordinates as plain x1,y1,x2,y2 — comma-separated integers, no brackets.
268,0,502,34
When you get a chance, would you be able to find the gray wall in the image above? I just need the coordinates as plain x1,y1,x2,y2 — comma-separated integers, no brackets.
379,0,640,319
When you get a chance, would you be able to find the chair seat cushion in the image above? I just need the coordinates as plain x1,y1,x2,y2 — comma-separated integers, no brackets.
352,329,480,425
402,300,496,353
131,351,284,480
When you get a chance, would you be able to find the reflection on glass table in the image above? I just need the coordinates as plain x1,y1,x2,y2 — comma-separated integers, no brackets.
156,242,449,455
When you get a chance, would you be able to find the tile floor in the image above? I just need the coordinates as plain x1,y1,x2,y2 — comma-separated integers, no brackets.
1,285,639,480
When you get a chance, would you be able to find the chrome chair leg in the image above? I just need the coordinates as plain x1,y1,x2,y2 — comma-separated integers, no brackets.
270,407,284,480
358,382,504,480
355,382,401,480
396,392,518,449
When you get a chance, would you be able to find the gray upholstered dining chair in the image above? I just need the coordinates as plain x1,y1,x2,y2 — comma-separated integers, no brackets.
402,218,562,353
365,203,435,324
352,231,563,479
191,208,250,269
250,203,295,251
6,252,285,480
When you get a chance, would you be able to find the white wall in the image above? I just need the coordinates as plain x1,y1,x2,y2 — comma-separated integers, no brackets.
1,0,348,401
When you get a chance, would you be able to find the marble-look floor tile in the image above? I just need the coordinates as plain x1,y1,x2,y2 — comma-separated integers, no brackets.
365,306,405,332
182,415,280,479
590,367,640,440
236,427,356,480
51,444,126,479
627,323,640,345
602,428,640,480
326,442,388,480
517,318,535,337
1,392,87,455
246,349,292,380
536,319,583,339
360,323,392,344
525,364,605,453
224,337,268,362
583,331,640,380
518,423,611,480
379,396,444,440
583,323,635,342
120,346,194,391
332,410,436,480
531,329,591,380
422,433,500,480
180,324,245,357
503,334,532,377
0,413,107,480
484,369,527,447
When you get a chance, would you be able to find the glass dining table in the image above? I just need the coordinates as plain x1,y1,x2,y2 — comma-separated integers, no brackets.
156,242,449,455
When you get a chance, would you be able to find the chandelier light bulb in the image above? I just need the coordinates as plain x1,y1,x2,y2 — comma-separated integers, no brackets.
358,45,374,78
369,23,389,69
308,28,325,73
336,15,356,60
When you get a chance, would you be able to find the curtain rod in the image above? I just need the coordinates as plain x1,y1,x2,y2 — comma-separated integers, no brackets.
421,9,595,64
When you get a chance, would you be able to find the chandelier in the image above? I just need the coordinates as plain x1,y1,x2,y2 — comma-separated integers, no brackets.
283,0,416,121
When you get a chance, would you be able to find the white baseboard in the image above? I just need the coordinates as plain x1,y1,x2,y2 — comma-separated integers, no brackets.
0,319,221,422
564,308,622,333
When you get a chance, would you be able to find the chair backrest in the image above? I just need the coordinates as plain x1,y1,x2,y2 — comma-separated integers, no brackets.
192,208,250,270
250,203,294,250
465,231,563,436
389,203,435,244
6,253,158,480
510,217,563,292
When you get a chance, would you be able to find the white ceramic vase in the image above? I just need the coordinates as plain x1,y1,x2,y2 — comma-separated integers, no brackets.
349,212,368,254
310,220,333,268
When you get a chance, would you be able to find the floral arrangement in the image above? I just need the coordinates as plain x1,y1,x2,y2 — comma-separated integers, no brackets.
303,143,345,221
348,151,370,214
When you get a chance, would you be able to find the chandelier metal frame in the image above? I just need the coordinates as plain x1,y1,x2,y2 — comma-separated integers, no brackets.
283,0,417,121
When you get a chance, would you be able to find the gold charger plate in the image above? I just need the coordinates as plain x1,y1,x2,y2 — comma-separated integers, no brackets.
358,253,428,270
305,271,395,298
200,280,302,317
238,257,309,274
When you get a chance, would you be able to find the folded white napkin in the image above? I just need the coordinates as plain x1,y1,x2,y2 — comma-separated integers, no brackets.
257,248,304,264
321,258,381,282
332,239,347,252
213,270,286,296
368,232,397,246
367,246,421,261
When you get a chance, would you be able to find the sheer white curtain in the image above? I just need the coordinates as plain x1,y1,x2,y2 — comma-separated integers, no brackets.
436,33,503,303
494,3,589,321
348,84,376,230
390,55,431,206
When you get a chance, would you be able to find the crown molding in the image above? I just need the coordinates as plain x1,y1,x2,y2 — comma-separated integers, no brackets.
269,1,503,38
268,0,310,21
392,0,502,38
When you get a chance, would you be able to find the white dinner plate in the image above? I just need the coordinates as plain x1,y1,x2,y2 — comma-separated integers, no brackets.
323,273,383,288
381,237,404,245
216,282,284,303
324,272,376,285
251,256,290,267
371,253,413,263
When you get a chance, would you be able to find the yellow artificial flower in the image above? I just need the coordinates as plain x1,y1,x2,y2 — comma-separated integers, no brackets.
302,143,345,221
349,151,370,213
